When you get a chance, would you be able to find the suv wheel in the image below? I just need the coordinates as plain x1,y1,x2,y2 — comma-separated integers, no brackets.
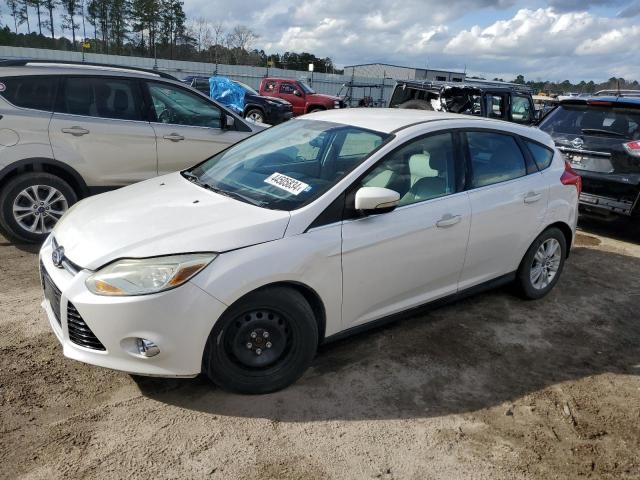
516,227,567,299
245,108,265,123
203,287,318,394
0,173,77,244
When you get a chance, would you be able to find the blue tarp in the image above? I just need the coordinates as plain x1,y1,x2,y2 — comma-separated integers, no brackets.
209,76,245,114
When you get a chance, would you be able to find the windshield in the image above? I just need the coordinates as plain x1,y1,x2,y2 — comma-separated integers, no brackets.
186,119,389,210
299,81,316,94
540,104,640,139
233,80,259,96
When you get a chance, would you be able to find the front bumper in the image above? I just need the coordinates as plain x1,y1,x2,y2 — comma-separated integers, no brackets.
39,239,227,377
266,107,294,125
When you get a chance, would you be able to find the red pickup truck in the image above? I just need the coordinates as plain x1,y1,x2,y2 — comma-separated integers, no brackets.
259,77,345,116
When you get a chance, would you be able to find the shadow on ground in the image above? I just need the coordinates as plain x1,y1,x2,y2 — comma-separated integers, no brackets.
134,246,640,422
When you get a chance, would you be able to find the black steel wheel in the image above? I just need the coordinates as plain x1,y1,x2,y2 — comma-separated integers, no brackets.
203,287,318,394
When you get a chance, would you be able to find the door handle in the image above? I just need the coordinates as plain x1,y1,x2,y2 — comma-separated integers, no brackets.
436,214,462,228
163,133,185,142
61,126,90,136
524,192,542,204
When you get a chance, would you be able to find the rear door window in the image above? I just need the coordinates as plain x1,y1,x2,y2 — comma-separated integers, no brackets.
466,131,527,188
57,77,143,121
0,76,57,111
511,95,533,124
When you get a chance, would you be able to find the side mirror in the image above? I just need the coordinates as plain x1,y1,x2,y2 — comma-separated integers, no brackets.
293,90,302,97
225,115,235,129
355,187,400,215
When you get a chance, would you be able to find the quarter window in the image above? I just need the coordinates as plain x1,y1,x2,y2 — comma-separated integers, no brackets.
148,82,221,128
0,76,56,111
525,140,554,170
58,77,143,121
361,132,457,206
467,131,526,188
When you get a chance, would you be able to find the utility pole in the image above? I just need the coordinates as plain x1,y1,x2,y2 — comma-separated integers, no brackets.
81,0,88,62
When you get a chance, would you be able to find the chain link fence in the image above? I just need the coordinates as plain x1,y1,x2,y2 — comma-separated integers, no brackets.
0,46,396,107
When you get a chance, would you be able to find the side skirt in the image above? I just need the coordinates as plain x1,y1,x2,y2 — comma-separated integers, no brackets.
322,272,516,345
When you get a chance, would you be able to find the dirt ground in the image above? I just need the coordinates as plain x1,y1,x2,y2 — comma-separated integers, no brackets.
1,218,639,480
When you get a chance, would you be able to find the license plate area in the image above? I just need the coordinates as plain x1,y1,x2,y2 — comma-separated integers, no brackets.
564,152,613,173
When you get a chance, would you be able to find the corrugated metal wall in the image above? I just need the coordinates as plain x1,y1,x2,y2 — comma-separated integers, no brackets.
0,46,396,107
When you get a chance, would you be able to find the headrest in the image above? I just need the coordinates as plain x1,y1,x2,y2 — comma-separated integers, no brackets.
408,153,436,178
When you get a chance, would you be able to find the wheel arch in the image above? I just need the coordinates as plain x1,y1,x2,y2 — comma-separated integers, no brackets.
223,280,327,345
0,158,89,198
244,104,265,116
544,221,573,258
305,104,326,113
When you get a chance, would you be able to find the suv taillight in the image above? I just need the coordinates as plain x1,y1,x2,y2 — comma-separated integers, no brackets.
623,140,640,158
560,160,582,195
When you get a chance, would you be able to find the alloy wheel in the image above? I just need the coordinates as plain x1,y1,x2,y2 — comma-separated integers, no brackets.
530,238,561,290
12,185,68,235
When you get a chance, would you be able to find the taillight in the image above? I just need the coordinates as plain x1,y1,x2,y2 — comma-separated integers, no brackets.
623,140,640,158
560,160,582,195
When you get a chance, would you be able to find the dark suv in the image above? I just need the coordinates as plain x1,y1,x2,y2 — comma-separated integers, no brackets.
184,76,293,125
390,80,536,125
539,96,640,218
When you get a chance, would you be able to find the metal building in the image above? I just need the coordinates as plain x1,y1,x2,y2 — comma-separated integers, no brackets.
343,62,465,82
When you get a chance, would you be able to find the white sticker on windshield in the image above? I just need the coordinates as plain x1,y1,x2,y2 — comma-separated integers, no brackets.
264,172,310,196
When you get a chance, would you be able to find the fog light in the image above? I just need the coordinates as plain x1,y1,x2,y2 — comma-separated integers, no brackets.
136,338,160,357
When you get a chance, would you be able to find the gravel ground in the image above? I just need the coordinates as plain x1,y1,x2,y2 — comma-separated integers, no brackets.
1,219,639,480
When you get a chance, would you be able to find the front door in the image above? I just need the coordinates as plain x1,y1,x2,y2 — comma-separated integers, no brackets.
278,82,305,116
145,81,248,175
49,76,157,187
341,131,471,327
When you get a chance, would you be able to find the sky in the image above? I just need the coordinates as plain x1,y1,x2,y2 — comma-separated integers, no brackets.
179,0,640,82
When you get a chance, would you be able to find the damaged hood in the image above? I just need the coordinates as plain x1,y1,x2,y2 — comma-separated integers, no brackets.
52,173,291,270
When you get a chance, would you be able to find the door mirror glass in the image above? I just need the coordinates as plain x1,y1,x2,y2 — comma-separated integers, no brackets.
355,187,400,214
293,90,302,97
225,114,235,129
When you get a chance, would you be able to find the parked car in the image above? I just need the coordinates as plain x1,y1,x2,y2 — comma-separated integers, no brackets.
0,60,264,243
40,109,579,394
390,79,536,125
539,95,640,219
258,77,346,116
183,75,293,125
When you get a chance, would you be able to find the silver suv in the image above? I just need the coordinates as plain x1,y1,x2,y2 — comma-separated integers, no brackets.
0,60,264,243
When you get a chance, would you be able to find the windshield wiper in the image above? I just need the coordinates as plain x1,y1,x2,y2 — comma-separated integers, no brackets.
581,128,626,138
198,182,265,207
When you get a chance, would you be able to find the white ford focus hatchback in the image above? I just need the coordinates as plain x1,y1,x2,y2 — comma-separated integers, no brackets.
40,110,580,394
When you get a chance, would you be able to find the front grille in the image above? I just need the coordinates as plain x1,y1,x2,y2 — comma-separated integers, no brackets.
67,303,106,351
41,261,62,326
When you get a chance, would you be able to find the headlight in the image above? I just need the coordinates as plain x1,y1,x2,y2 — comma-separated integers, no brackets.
85,253,216,296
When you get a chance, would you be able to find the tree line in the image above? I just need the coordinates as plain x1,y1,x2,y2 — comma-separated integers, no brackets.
0,0,338,72
474,74,640,95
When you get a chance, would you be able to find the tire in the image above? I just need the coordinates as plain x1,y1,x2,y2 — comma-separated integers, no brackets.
245,108,265,123
397,99,434,110
0,172,77,244
203,287,318,394
516,227,567,300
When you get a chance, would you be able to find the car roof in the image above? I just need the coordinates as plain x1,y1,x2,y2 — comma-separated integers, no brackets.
558,95,640,107
0,62,177,81
300,108,547,140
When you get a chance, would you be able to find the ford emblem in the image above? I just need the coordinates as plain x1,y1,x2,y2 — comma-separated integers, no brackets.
52,246,65,268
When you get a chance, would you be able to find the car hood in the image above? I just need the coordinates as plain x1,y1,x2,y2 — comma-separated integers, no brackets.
262,95,292,106
52,173,291,270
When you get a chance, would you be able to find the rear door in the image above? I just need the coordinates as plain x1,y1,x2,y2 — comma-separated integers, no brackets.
49,76,157,187
144,81,248,174
458,130,549,290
